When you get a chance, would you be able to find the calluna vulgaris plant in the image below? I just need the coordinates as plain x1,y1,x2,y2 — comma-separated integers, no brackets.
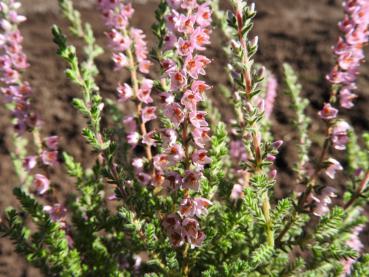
1,0,369,276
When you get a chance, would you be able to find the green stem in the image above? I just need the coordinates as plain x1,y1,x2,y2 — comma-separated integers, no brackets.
262,192,274,247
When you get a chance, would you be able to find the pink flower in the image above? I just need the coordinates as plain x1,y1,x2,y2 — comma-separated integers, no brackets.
325,158,343,179
331,121,350,150
162,213,181,231
23,155,37,171
192,127,210,148
117,83,133,102
181,217,199,238
137,79,154,104
153,154,171,170
142,131,157,146
164,103,185,127
169,70,187,91
141,106,157,123
196,3,212,27
43,204,67,223
161,58,177,74
178,197,212,218
318,103,338,120
132,158,144,172
44,136,59,150
339,87,357,109
182,170,202,191
41,150,58,167
163,33,177,51
131,28,152,74
33,174,50,195
181,90,202,110
190,28,210,51
181,0,198,10
176,14,196,34
231,184,244,200
127,132,140,146
137,172,151,185
106,29,131,52
190,111,208,128
163,172,182,191
177,38,194,56
184,55,210,79
191,80,210,94
192,149,211,166
165,144,185,163
112,52,128,70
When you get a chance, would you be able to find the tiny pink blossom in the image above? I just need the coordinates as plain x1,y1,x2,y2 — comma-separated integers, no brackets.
164,103,185,128
325,158,343,179
318,103,338,120
181,90,202,110
137,79,154,104
331,121,350,150
196,3,212,27
190,111,208,128
43,203,67,223
33,174,49,195
141,106,157,123
177,38,194,56
163,172,182,191
166,144,185,163
191,80,210,94
142,131,157,146
190,28,210,51
339,87,357,109
117,83,133,102
127,132,140,146
44,136,59,150
23,155,37,171
112,52,128,70
153,154,171,170
169,70,187,91
136,172,151,185
192,127,210,149
182,170,202,191
41,150,58,167
192,149,211,166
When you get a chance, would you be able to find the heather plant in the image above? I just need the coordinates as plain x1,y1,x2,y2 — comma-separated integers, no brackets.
1,0,369,276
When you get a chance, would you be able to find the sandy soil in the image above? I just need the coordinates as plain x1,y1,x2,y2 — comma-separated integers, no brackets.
0,0,368,276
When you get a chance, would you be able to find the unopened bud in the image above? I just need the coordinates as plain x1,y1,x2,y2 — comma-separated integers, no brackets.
272,140,284,150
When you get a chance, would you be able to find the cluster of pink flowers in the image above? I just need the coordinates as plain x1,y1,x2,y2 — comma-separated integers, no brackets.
318,0,369,181
0,2,67,229
97,0,155,158
326,0,369,109
0,0,38,133
98,0,213,247
157,0,214,248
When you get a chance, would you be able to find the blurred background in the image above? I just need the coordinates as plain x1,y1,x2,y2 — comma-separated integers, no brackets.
0,0,368,276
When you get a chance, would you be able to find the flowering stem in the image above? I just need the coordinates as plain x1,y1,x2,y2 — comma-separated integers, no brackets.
344,170,369,210
124,30,152,161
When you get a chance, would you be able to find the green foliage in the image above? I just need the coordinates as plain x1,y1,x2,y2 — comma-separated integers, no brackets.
283,63,311,180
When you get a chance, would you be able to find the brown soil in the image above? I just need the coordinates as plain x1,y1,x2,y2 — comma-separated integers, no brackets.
0,0,368,276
